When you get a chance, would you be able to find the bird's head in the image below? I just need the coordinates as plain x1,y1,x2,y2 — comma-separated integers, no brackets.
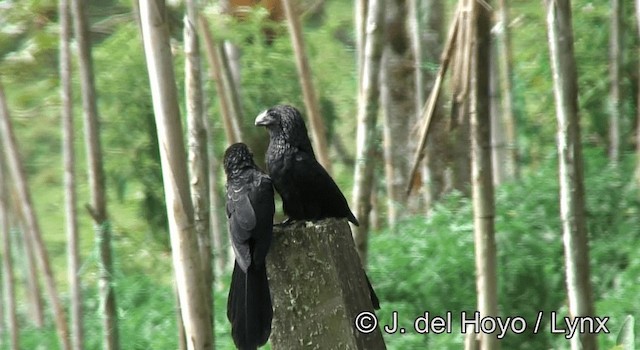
223,143,255,176
254,105,312,150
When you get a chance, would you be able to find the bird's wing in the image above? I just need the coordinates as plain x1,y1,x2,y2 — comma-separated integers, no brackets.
227,183,257,233
248,173,275,265
289,149,359,224
227,171,275,271
227,180,257,272
292,150,344,210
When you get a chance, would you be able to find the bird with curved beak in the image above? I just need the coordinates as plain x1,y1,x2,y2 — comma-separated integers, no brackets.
254,105,379,310
254,105,358,225
224,143,275,350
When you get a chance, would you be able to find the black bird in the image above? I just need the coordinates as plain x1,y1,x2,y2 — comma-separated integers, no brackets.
224,143,275,350
254,104,358,225
254,105,379,309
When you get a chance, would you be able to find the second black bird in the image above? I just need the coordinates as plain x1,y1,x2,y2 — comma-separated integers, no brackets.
254,104,358,225
224,143,274,350
255,104,379,309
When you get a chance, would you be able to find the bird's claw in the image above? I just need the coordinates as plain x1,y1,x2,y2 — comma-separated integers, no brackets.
275,217,295,227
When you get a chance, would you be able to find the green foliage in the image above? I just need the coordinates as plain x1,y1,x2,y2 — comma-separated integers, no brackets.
94,23,170,247
14,252,238,350
511,0,639,165
0,0,639,349
369,193,474,349
203,1,357,168
369,150,640,349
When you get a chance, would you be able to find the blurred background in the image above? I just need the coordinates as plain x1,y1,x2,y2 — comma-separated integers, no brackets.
0,0,638,349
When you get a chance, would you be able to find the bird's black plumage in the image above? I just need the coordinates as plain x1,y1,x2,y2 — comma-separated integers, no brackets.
254,105,359,225
255,105,379,309
224,143,274,350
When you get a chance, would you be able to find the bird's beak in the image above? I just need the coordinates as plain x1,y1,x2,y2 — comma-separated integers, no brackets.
254,110,273,126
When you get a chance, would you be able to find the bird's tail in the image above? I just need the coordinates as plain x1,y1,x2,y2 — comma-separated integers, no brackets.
227,261,273,350
365,274,380,309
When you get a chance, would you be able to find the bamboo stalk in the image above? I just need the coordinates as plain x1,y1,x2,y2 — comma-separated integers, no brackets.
406,3,461,195
0,80,71,350
199,16,243,145
184,5,214,345
60,0,83,347
0,138,19,350
139,1,213,348
282,0,332,172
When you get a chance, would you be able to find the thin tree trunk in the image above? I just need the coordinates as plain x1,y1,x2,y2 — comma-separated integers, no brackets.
60,0,83,348
219,0,242,92
224,42,241,93
490,43,508,186
203,112,227,282
465,332,480,350
451,0,473,195
218,44,244,132
175,274,187,350
282,0,332,173
406,4,460,196
352,0,385,265
411,0,446,211
369,183,381,231
0,237,3,343
60,21,83,350
355,0,367,92
9,196,44,327
381,0,414,227
184,2,214,345
139,1,213,349
70,0,120,347
410,0,426,116
544,1,597,349
635,0,640,186
496,0,518,179
200,16,243,145
0,149,19,350
470,1,499,349
451,109,471,194
0,81,71,350
180,9,198,350
14,213,44,328
609,0,622,164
